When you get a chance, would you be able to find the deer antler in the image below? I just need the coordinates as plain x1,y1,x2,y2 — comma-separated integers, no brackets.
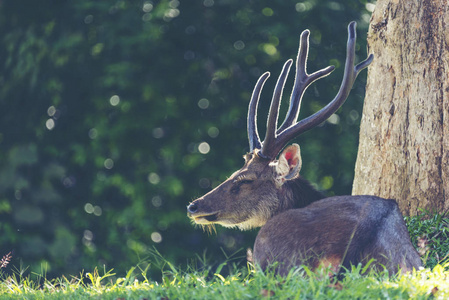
247,21,374,159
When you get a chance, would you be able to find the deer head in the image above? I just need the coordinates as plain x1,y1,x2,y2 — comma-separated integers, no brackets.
187,22,373,231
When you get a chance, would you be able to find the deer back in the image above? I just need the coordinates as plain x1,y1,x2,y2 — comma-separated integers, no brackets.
253,196,423,275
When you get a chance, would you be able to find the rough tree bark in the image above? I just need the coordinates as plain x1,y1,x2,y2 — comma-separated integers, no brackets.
353,0,449,216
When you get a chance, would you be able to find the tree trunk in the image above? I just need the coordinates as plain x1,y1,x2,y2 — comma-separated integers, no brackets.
352,0,449,216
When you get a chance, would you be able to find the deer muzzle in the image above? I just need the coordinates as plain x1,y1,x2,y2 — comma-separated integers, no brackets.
187,200,219,224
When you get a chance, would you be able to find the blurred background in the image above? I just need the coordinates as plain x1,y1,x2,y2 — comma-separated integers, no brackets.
0,0,375,279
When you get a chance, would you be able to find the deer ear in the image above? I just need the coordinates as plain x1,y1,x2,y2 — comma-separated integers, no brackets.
276,144,302,180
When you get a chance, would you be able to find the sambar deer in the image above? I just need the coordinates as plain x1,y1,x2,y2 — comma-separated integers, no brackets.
187,22,422,276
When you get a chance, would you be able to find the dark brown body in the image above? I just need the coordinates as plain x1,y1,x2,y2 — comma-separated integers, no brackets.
188,22,422,276
189,148,423,274
254,195,422,275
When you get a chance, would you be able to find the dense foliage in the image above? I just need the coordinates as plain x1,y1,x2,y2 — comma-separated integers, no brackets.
0,0,375,278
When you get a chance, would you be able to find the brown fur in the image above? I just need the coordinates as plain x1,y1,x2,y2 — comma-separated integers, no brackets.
188,146,320,230
187,146,423,275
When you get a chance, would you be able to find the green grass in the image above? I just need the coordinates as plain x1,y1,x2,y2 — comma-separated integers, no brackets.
1,211,448,299
1,262,449,299
406,209,449,268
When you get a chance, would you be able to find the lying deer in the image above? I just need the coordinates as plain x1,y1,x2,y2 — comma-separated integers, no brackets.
187,22,422,276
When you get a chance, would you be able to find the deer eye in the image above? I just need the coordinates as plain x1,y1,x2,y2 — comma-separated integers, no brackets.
238,180,253,185
233,175,254,184
231,178,254,194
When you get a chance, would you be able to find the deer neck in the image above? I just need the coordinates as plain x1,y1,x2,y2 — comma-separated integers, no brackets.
276,176,325,213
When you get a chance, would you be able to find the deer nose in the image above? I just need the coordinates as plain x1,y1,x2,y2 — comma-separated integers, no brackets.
187,202,199,214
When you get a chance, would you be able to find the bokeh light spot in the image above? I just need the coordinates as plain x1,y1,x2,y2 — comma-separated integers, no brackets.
151,232,162,243
263,44,277,56
152,196,162,207
46,119,55,130
109,95,120,106
198,98,209,109
203,0,214,7
207,127,219,138
47,106,56,117
84,203,94,214
198,142,210,154
84,15,93,24
327,114,340,125
88,128,98,139
142,2,153,12
233,40,245,50
262,7,274,16
84,230,93,241
152,127,164,139
104,158,114,169
148,173,160,184
93,206,102,216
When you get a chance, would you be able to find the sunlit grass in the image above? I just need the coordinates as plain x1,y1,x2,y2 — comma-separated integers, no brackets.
1,261,449,299
0,211,448,299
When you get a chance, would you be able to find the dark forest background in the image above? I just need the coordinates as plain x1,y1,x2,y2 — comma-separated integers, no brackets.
0,0,375,279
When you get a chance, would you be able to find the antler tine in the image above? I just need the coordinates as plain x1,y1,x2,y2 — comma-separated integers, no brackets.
277,29,335,134
248,72,270,151
261,21,374,159
260,59,293,158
